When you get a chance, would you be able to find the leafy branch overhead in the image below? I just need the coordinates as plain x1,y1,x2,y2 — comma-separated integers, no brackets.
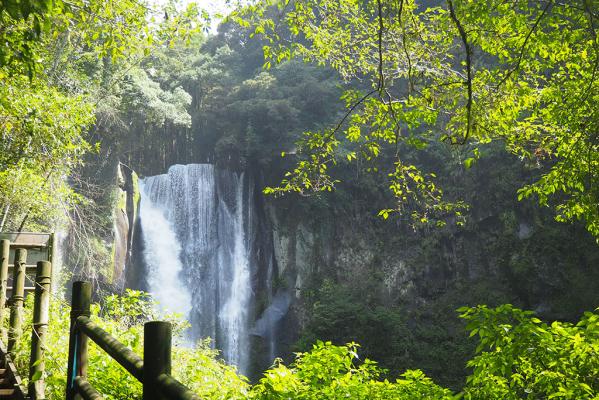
0,0,204,78
236,0,599,236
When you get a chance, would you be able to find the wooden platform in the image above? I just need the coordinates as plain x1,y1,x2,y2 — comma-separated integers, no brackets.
0,233,54,264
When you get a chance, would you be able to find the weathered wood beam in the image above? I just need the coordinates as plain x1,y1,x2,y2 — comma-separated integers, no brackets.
66,281,91,400
8,249,26,355
75,316,143,381
29,260,51,400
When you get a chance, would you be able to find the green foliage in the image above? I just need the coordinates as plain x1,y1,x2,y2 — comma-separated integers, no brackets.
296,280,412,375
0,74,94,231
238,0,599,238
0,0,205,234
0,0,204,78
460,304,599,399
120,68,193,128
6,285,599,399
120,23,342,174
8,289,248,400
251,341,454,399
295,275,478,390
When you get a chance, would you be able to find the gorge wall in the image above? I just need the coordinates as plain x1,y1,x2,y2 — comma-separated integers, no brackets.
261,177,599,388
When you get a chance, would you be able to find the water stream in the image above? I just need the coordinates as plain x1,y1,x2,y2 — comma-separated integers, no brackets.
138,164,254,374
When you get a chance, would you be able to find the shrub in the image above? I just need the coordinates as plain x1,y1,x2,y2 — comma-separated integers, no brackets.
250,341,453,399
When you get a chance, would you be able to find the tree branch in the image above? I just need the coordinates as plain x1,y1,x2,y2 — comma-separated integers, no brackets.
324,0,385,141
447,0,473,144
327,89,378,140
376,0,385,91
496,0,553,88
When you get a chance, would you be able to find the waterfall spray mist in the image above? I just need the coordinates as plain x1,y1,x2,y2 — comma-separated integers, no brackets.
139,181,192,318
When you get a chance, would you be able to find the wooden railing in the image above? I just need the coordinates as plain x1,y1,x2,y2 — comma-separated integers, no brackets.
0,238,201,400
66,282,200,400
0,239,52,400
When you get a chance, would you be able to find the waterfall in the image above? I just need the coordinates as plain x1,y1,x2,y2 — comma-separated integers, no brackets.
138,180,192,318
138,164,254,374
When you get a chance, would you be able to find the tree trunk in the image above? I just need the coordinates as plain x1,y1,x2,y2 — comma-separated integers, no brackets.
0,203,10,231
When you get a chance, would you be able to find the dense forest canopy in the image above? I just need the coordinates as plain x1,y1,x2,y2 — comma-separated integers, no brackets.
0,0,201,232
1,0,597,238
0,0,598,399
237,0,599,237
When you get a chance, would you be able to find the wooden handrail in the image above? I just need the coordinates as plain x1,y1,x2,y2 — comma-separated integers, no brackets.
73,377,103,400
75,316,143,381
29,261,51,400
8,248,26,356
8,264,44,269
144,321,171,400
66,282,90,400
0,240,201,400
0,240,52,400
67,281,201,400
7,244,46,249
156,374,200,400
0,240,10,342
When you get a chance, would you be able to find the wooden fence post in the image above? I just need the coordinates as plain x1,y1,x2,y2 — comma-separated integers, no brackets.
29,261,51,400
0,239,9,342
8,248,26,355
66,282,91,400
143,321,172,400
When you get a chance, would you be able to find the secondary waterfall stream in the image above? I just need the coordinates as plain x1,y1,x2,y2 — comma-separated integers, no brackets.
138,164,254,374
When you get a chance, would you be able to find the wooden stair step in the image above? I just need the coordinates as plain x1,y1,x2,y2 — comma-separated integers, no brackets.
0,388,14,395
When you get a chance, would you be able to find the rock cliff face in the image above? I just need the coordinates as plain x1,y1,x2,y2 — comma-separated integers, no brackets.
255,168,599,387
267,189,599,317
112,163,140,288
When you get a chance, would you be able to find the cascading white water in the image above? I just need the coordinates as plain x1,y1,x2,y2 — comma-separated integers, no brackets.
138,164,253,374
138,181,192,317
218,175,251,369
